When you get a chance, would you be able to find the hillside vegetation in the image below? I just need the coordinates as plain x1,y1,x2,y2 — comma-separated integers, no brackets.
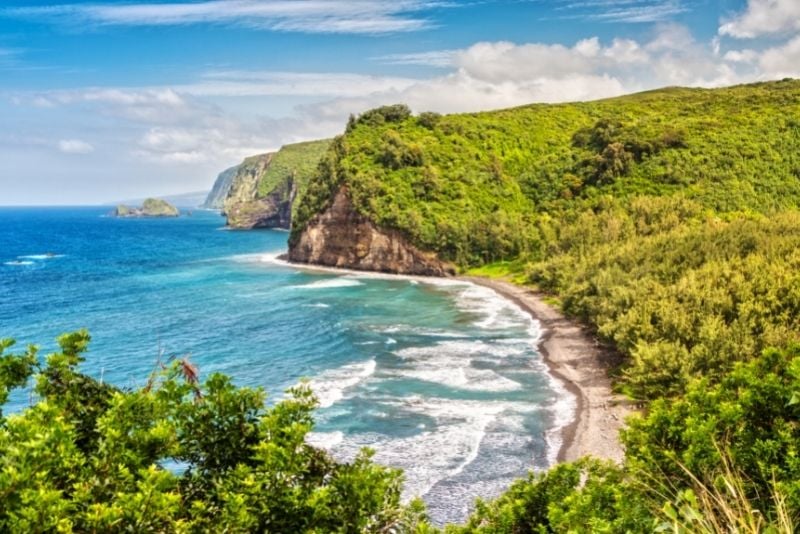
293,80,800,265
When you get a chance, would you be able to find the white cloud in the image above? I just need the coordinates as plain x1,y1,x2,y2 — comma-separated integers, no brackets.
719,0,800,39
181,71,421,98
724,49,759,64
58,139,94,154
758,35,800,79
373,50,457,67
554,0,689,23
3,0,447,34
452,36,649,84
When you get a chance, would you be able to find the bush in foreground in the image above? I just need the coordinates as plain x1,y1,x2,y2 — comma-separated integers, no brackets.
0,331,425,532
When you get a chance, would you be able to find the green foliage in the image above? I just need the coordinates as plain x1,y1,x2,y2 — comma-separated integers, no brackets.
349,104,413,130
293,80,800,267
528,207,800,398
441,459,651,533
624,345,800,516
0,332,421,533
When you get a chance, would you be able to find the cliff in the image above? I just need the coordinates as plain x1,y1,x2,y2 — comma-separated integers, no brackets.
288,187,454,276
289,81,800,274
114,198,179,217
203,165,240,209
222,139,331,229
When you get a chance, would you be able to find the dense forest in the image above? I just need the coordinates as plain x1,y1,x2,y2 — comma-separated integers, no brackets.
4,80,800,531
293,80,800,266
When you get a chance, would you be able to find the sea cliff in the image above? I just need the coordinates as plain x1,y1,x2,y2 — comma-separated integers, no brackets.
287,187,454,276
219,139,330,230
203,165,240,209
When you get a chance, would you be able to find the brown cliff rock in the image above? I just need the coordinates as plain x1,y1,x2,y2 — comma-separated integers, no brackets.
288,187,454,276
225,177,296,229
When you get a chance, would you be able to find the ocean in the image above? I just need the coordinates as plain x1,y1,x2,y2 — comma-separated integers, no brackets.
0,206,574,524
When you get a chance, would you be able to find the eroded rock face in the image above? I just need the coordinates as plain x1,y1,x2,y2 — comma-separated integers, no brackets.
225,178,296,229
289,187,454,276
203,165,239,209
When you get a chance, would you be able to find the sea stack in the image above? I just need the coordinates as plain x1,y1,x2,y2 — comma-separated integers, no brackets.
114,198,180,218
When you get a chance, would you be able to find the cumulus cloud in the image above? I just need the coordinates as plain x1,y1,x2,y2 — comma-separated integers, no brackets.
2,0,448,34
758,36,800,79
723,49,759,64
58,139,94,154
719,0,800,38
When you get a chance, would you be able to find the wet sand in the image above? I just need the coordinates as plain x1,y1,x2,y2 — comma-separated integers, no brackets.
461,276,633,463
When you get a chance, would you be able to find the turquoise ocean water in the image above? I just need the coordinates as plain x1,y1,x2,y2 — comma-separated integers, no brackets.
0,207,574,524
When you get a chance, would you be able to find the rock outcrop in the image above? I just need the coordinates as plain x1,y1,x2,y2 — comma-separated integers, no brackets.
114,198,179,218
220,140,331,230
288,187,454,276
203,165,240,209
222,153,275,228
226,176,297,229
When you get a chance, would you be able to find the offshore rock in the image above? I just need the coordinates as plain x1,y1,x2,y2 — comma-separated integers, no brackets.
114,198,179,218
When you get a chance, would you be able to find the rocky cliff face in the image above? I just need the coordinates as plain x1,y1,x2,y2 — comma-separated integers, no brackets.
222,153,276,229
226,176,297,229
203,165,239,209
288,187,454,276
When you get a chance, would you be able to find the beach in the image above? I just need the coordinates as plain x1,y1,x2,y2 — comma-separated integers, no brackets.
276,253,634,464
462,276,633,464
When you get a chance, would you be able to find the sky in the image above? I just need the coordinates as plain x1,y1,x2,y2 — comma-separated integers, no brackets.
1,0,798,205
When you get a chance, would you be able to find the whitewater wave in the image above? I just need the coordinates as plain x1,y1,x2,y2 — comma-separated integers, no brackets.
451,284,529,330
4,260,34,266
393,341,525,392
17,254,64,260
308,359,377,408
377,325,469,338
306,430,344,449
321,396,541,503
291,278,364,290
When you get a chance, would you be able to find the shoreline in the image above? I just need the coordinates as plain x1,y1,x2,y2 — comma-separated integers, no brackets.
460,276,632,463
273,254,630,464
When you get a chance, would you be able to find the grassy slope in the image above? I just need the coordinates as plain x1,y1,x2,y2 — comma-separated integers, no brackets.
293,80,800,266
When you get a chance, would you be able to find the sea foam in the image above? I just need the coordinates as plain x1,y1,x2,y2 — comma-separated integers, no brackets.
308,358,377,408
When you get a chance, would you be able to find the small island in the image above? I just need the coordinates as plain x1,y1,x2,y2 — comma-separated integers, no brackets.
114,198,180,218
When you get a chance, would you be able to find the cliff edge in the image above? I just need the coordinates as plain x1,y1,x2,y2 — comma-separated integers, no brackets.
288,187,454,276
223,140,331,230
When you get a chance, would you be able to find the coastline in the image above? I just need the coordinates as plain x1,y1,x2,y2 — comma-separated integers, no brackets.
274,253,631,464
461,276,632,463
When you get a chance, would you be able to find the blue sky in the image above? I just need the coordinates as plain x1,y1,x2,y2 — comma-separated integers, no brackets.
1,0,798,204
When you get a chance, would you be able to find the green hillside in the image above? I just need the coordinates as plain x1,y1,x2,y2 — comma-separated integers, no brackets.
293,80,800,266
